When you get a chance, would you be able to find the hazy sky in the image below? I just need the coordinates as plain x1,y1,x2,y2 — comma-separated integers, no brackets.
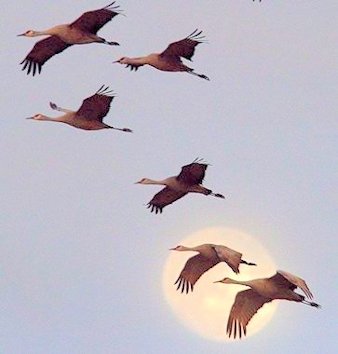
1,1,337,353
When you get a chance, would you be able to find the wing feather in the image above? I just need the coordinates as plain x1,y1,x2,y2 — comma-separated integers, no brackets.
70,2,121,34
147,187,186,214
177,162,208,185
174,254,219,293
20,36,71,76
276,270,313,299
213,245,242,274
160,29,206,61
76,86,114,122
226,289,272,339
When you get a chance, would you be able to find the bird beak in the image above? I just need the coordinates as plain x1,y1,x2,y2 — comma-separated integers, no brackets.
169,247,175,250
134,181,141,184
26,117,34,119
17,33,25,37
213,280,223,283
112,60,120,64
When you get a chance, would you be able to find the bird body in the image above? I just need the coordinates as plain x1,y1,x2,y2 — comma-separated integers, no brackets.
170,243,256,293
215,270,320,339
24,24,107,45
114,30,209,80
19,2,122,75
27,85,132,132
135,159,225,213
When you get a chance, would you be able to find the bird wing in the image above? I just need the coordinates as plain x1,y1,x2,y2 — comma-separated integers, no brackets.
70,2,121,34
20,36,71,76
275,270,314,299
226,289,272,339
147,187,187,214
177,161,208,185
76,86,114,122
160,29,206,61
213,245,242,274
175,254,219,294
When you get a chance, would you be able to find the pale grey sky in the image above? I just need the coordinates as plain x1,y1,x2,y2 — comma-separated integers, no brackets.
1,1,337,353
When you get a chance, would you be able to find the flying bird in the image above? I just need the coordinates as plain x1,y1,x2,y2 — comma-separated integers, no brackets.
18,2,123,75
114,29,210,80
170,243,256,294
135,159,225,213
27,85,132,132
215,270,321,339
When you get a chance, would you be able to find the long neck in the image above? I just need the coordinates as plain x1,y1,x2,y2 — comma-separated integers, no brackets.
32,25,68,37
39,114,69,123
126,57,148,65
225,278,254,287
30,30,52,37
142,178,168,186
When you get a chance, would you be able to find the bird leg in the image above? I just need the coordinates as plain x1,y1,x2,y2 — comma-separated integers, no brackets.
108,126,133,133
187,70,210,81
210,192,225,199
49,102,73,113
240,259,257,266
99,37,120,46
302,300,321,308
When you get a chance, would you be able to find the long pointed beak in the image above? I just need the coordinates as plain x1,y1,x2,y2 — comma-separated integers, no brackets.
17,33,25,37
213,280,223,283
134,181,141,184
112,60,120,64
169,248,175,250
26,117,34,119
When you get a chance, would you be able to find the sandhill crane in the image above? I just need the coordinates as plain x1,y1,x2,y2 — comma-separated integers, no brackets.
113,29,210,80
135,159,225,213
215,270,320,339
170,243,256,294
27,85,132,132
18,2,123,75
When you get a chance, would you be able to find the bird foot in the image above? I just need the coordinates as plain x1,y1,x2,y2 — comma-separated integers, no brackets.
199,74,210,81
122,128,133,133
49,102,57,110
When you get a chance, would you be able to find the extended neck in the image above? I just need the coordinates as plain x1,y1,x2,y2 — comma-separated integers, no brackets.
125,57,148,65
30,30,51,37
141,178,168,186
222,278,253,287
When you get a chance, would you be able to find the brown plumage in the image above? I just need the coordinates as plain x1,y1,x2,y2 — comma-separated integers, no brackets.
19,2,122,76
27,85,132,132
170,244,256,294
114,30,209,80
135,159,225,214
215,270,321,339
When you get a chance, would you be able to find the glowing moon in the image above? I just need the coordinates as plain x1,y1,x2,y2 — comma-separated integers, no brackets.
162,227,278,341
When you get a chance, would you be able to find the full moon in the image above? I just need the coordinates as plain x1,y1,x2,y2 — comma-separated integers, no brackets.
162,227,278,341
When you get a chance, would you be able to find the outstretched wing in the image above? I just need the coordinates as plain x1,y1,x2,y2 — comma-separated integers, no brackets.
147,187,187,214
20,36,71,76
70,2,122,34
213,245,242,274
177,160,208,185
227,289,272,339
175,254,219,294
273,270,313,299
76,85,114,122
160,29,206,61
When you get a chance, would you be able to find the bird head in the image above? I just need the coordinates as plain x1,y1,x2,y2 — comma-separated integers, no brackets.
169,245,184,251
113,57,129,64
17,30,38,37
135,178,149,184
213,277,231,284
26,114,44,121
